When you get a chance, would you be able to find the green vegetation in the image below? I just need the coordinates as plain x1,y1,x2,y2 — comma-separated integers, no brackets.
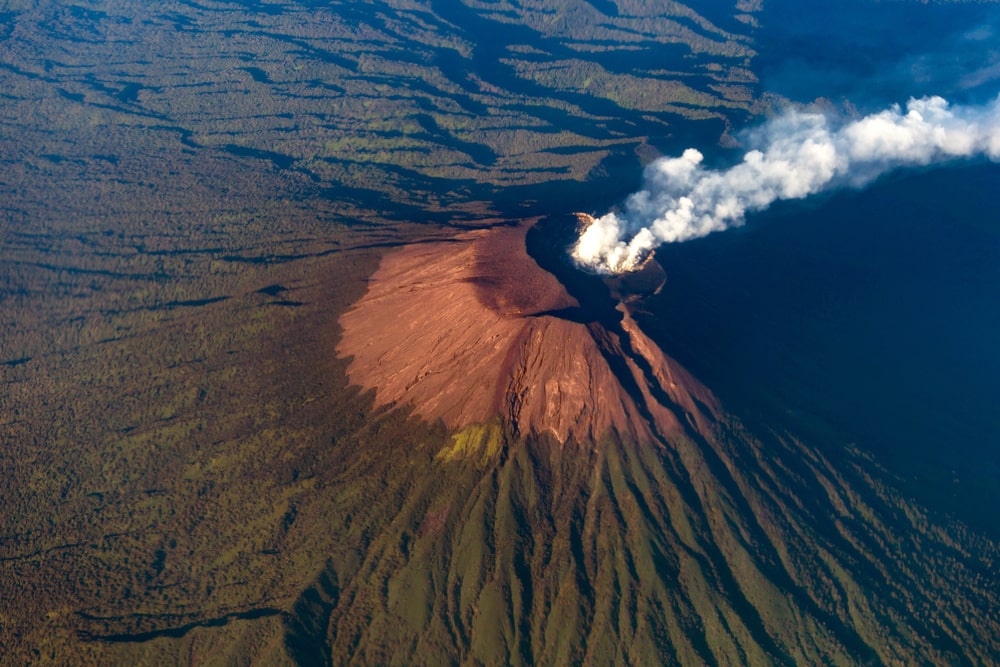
0,0,759,198
437,421,505,465
1,0,996,665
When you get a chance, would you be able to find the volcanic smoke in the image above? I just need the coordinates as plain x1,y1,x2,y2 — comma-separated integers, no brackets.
574,95,1000,273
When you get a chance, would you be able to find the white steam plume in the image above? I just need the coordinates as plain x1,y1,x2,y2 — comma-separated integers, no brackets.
574,95,1000,273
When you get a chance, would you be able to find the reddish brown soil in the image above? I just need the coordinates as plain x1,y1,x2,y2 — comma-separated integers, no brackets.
337,221,718,444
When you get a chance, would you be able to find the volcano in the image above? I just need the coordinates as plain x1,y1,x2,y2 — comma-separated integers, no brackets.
333,217,998,665
338,215,712,446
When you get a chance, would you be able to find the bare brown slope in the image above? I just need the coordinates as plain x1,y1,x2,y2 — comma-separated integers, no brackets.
337,221,716,444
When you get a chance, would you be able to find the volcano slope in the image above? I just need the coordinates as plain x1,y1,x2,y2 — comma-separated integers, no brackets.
332,216,999,666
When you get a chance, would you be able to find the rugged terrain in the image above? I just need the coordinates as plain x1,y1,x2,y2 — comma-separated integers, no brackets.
0,2,761,661
2,0,999,664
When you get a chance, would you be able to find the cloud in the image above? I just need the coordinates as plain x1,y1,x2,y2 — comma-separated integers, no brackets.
573,95,1000,273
